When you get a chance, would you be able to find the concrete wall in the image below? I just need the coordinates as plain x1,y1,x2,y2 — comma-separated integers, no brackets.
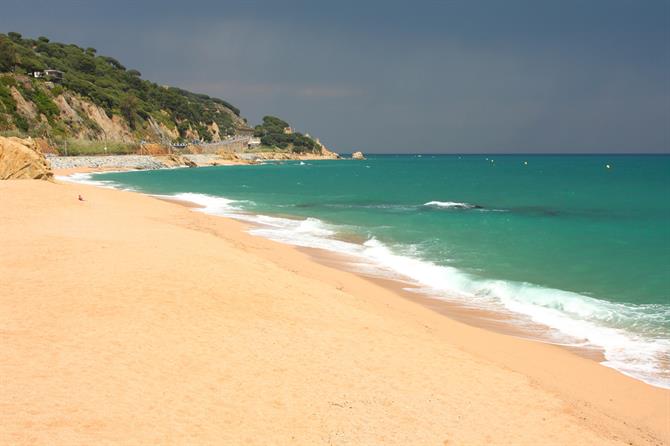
198,137,250,154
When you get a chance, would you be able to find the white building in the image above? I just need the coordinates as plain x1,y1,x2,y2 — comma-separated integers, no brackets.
248,137,261,148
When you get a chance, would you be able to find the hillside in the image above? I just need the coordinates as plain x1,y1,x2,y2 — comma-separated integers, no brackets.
0,32,330,155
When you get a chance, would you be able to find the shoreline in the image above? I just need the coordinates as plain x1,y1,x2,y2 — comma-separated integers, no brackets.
294,244,608,363
2,174,667,443
157,192,607,359
47,151,344,172
61,166,667,388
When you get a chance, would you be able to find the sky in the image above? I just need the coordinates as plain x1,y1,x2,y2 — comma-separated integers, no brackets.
2,0,669,153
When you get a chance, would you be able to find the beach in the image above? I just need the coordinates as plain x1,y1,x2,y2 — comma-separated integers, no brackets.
1,178,668,445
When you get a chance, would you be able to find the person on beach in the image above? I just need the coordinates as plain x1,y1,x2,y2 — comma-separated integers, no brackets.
78,194,85,201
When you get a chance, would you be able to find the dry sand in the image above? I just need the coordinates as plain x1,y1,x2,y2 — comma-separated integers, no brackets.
1,179,668,445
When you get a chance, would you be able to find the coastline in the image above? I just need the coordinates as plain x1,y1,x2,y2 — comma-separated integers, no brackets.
294,244,609,362
47,151,344,173
1,176,668,444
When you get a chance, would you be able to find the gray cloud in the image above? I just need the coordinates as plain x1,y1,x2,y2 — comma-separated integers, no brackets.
1,0,668,153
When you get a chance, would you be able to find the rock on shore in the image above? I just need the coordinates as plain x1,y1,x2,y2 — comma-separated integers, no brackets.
0,136,54,180
352,151,366,160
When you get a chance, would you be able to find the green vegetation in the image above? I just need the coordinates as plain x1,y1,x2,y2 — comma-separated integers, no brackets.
0,32,245,142
20,80,59,121
54,139,139,156
0,76,28,132
0,32,327,156
254,116,320,154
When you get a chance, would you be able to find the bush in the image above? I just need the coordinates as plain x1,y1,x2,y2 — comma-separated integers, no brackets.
14,113,29,132
21,84,59,120
59,139,139,155
0,84,17,114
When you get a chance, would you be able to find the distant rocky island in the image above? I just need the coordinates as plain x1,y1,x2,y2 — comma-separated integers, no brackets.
0,32,339,160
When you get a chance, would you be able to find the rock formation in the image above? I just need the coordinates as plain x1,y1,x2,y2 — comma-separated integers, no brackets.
351,151,365,160
157,154,197,168
140,143,171,155
319,145,341,159
0,136,54,180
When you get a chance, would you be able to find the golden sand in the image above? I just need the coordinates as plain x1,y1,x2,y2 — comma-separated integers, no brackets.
0,179,668,445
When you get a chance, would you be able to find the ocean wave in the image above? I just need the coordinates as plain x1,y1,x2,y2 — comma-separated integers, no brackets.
56,172,130,190
423,201,481,209
168,192,243,214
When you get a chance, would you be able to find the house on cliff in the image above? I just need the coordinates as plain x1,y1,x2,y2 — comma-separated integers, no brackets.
30,69,64,83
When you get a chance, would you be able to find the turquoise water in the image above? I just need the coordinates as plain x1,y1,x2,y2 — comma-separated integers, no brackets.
82,155,670,387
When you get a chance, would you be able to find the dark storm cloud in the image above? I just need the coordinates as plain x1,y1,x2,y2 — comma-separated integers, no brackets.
2,0,668,153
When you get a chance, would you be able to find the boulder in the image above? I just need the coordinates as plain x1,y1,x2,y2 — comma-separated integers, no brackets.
351,151,365,160
0,136,54,180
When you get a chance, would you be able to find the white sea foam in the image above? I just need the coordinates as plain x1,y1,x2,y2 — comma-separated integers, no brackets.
56,172,131,190
169,192,243,214
424,201,477,209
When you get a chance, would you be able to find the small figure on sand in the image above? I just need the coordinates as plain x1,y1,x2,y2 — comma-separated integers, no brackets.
78,194,85,201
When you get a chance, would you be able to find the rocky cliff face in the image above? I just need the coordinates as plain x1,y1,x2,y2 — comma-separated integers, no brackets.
0,74,250,145
0,136,53,180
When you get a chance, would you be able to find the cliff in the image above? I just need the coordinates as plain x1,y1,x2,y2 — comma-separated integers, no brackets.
0,32,337,158
0,33,245,145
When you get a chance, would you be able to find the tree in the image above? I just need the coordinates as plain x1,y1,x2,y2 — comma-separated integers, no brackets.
101,56,126,71
262,115,289,130
37,36,50,43
7,32,22,42
72,53,97,74
0,37,17,71
119,94,139,129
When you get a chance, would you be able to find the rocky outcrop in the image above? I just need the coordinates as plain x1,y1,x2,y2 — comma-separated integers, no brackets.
71,95,135,142
318,145,340,159
351,151,365,160
158,154,197,168
0,136,53,180
216,151,240,161
11,87,39,120
140,143,170,155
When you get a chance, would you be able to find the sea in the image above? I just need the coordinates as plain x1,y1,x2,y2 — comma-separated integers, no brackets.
66,154,670,388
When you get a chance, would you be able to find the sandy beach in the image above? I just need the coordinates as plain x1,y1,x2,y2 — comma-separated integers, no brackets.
1,178,668,445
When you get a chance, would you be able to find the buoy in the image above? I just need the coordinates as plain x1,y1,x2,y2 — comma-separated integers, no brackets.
524,161,528,165
606,164,611,169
